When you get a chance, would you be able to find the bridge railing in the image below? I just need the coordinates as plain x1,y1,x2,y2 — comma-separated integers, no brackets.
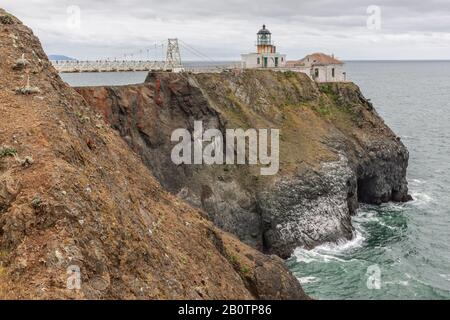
51,60,309,75
51,60,167,73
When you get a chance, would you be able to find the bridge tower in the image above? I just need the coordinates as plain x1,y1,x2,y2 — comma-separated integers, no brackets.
164,38,184,72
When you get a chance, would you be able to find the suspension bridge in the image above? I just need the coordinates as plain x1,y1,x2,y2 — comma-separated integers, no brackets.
51,39,239,73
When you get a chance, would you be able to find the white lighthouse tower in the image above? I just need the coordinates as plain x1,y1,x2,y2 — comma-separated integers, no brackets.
241,25,287,69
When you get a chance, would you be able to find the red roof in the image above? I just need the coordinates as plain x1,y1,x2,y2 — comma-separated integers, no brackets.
301,53,344,65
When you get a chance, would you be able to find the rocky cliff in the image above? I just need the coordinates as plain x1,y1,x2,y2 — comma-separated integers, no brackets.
76,70,411,259
0,9,307,299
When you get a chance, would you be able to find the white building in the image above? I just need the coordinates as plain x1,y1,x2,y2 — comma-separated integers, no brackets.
241,25,287,69
287,53,346,82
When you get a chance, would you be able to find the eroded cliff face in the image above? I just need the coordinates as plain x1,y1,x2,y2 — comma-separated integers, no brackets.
0,9,307,299
76,71,410,259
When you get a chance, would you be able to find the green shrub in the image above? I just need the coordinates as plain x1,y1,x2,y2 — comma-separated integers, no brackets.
0,147,17,159
241,266,250,274
229,255,239,265
283,70,297,78
0,15,14,25
319,83,334,95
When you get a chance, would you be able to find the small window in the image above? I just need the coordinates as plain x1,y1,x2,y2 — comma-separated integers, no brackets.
315,68,319,78
332,68,335,77
257,57,260,65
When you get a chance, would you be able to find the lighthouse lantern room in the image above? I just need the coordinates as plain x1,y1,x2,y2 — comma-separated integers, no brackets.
241,25,287,69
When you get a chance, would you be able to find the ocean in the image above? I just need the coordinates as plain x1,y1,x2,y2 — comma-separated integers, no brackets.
288,61,450,299
61,61,450,299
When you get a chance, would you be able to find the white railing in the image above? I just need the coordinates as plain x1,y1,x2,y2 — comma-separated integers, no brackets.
51,60,314,77
51,60,167,73
51,60,244,74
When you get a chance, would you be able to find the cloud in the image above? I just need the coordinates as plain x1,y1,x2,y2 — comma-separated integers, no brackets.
2,0,450,60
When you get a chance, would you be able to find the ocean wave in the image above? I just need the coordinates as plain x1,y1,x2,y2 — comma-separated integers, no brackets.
410,178,425,185
293,230,365,264
293,248,346,264
380,201,407,211
297,276,319,284
354,205,406,234
410,191,433,206
378,220,397,230
314,230,365,254
353,211,380,223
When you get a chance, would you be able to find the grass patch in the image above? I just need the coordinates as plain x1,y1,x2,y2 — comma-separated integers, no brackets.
314,97,333,117
0,14,14,25
241,266,250,275
229,254,239,265
0,147,17,159
319,83,334,95
317,84,359,120
283,70,297,78
228,253,251,275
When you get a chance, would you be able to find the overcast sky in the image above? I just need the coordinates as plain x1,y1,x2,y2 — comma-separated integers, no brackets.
3,0,450,61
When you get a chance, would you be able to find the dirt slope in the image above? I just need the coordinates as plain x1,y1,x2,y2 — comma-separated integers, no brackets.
0,9,307,299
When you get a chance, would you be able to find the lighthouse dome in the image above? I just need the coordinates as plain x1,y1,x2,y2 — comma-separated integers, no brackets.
257,25,271,35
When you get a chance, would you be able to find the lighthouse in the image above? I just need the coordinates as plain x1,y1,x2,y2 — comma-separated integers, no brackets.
257,25,275,53
241,25,287,69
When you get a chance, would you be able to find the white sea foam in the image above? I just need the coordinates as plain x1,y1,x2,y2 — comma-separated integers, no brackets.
293,249,346,264
378,220,397,230
410,191,433,206
355,207,403,232
314,230,365,254
410,179,425,185
293,229,365,264
353,211,380,223
297,276,319,284
381,201,407,211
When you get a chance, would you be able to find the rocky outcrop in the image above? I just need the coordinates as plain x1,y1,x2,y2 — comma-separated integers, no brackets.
259,155,356,257
0,9,307,299
76,70,411,259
